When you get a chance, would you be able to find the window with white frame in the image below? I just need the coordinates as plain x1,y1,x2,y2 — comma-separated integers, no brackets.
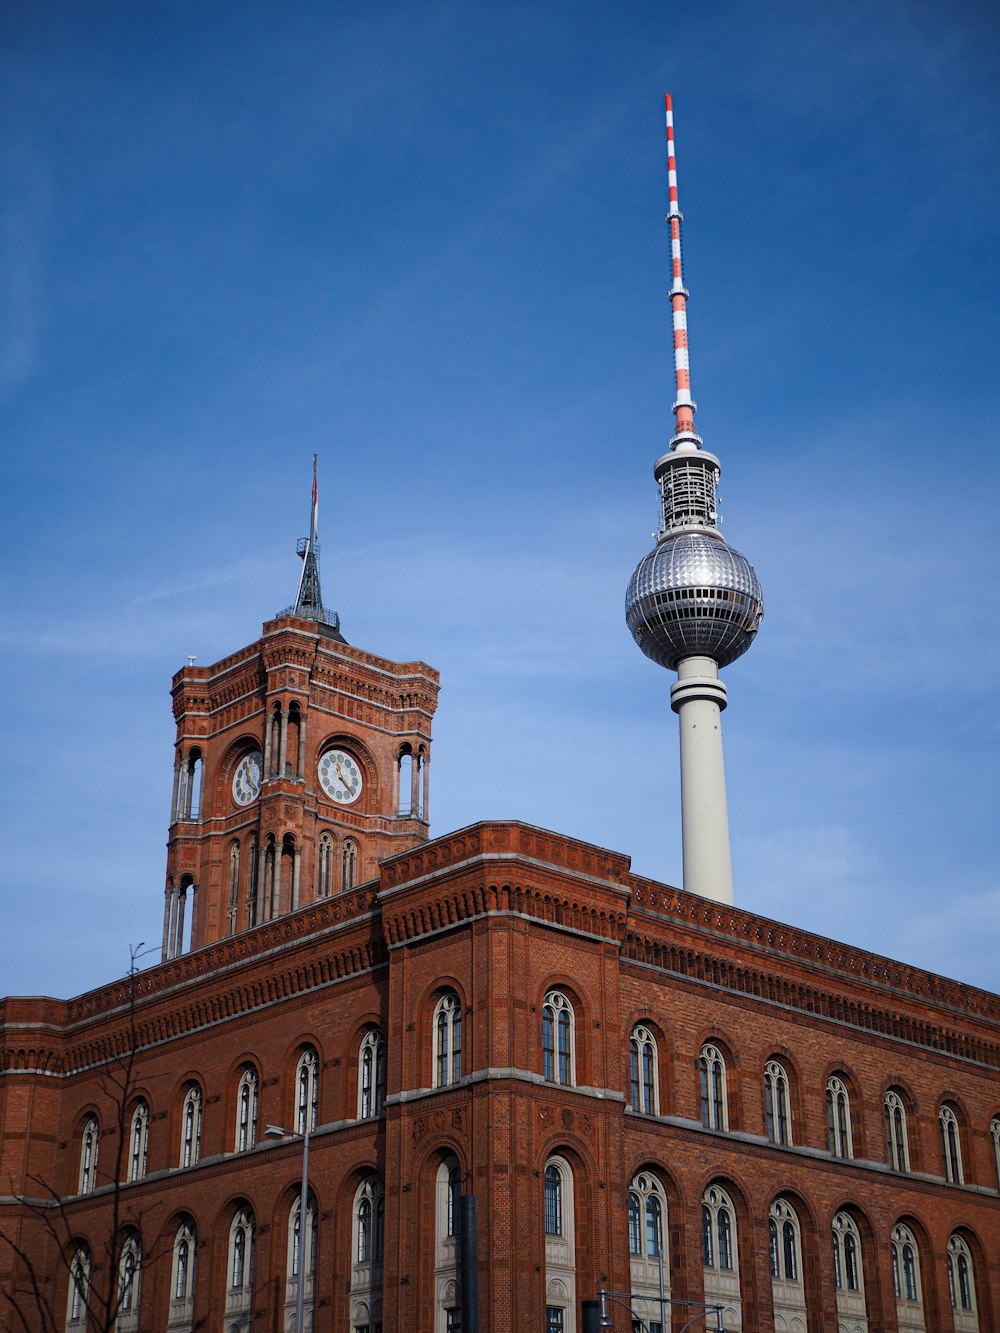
236,1065,259,1153
948,1234,979,1332
825,1074,853,1158
78,1117,99,1194
991,1117,1000,1190
891,1223,925,1332
169,1218,196,1330
284,1190,318,1333
628,1171,669,1322
128,1101,149,1182
763,1060,791,1145
317,831,334,897
832,1211,864,1296
435,1157,462,1333
629,1027,658,1115
701,1184,741,1331
543,1156,576,1333
542,991,575,1086
699,1044,728,1131
65,1242,91,1331
180,1084,202,1168
939,1104,964,1184
434,992,462,1087
295,1047,319,1133
769,1198,806,1332
358,1029,386,1118
116,1230,142,1330
350,1175,385,1333
227,1205,255,1327
885,1091,910,1172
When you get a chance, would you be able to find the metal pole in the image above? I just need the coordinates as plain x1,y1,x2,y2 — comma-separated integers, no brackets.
582,1299,603,1333
296,1120,309,1333
459,1194,479,1333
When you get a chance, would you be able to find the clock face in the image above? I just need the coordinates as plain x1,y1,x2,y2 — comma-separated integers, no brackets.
318,748,364,805
232,751,263,806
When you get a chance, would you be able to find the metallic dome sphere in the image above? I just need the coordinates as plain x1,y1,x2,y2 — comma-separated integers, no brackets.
626,530,763,670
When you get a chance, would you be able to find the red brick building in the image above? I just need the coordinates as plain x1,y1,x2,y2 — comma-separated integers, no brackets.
1,598,999,1333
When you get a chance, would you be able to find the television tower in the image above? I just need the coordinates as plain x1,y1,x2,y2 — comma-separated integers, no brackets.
625,95,763,904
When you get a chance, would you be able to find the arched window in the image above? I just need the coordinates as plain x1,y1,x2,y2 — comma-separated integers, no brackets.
180,1084,202,1168
543,1157,576,1333
948,1234,979,1330
78,1117,99,1194
885,1090,910,1172
628,1171,669,1326
228,1205,255,1325
832,1212,864,1296
128,1101,149,1182
764,1060,791,1145
354,1175,385,1264
170,1218,197,1323
629,1026,658,1114
768,1199,801,1288
992,1117,1000,1190
227,840,241,935
434,992,462,1087
544,1164,563,1235
342,838,359,891
891,1223,924,1331
398,748,414,816
351,1176,384,1333
358,1029,386,1119
699,1044,728,1130
117,1230,142,1328
66,1242,91,1330
701,1186,736,1271
317,831,334,897
826,1074,853,1158
285,1190,318,1332
246,833,260,929
236,1066,259,1152
435,1158,463,1333
542,991,575,1086
702,1184,741,1330
295,1047,319,1133
940,1104,964,1184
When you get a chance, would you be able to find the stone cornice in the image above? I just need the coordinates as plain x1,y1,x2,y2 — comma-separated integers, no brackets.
629,876,1000,1026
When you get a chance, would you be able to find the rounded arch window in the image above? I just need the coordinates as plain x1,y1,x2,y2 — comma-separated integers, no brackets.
825,1074,853,1158
764,1060,791,1145
542,991,575,1086
832,1211,864,1295
629,1026,658,1114
699,1043,728,1130
434,992,463,1087
939,1103,964,1183
885,1090,911,1172
628,1171,666,1259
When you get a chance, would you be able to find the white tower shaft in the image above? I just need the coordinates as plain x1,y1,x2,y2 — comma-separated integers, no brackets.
671,656,733,903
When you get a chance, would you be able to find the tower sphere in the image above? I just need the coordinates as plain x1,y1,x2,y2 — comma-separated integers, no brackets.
625,531,763,670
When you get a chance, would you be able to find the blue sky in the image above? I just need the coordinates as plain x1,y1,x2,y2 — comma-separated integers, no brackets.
2,1,998,998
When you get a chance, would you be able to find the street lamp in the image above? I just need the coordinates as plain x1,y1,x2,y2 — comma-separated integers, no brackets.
265,1120,310,1333
588,1287,726,1333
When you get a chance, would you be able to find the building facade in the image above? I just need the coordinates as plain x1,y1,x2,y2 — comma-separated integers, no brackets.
1,686,999,1331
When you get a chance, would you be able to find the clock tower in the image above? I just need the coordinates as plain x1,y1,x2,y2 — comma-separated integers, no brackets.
162,460,439,959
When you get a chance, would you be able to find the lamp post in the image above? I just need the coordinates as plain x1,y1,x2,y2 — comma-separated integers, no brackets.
587,1286,726,1333
265,1120,310,1333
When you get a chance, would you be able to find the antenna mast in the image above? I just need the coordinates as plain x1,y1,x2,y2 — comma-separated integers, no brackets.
665,93,701,451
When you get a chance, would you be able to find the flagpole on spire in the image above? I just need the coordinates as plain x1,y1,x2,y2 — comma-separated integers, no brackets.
280,455,345,640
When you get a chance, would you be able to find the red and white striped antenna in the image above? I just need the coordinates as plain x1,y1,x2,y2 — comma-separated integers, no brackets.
664,93,701,451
